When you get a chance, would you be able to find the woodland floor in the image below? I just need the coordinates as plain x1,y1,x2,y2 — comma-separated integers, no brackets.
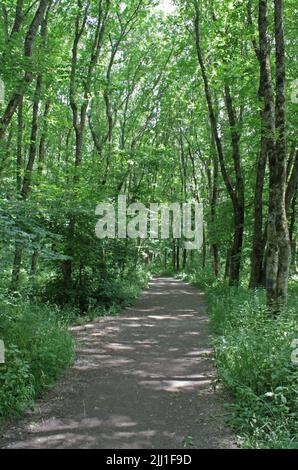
0,277,236,449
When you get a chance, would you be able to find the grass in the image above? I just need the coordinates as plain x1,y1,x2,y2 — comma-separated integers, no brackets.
185,269,298,449
0,299,75,421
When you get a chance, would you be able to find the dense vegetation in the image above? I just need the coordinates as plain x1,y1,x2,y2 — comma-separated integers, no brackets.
0,0,297,448
185,270,297,448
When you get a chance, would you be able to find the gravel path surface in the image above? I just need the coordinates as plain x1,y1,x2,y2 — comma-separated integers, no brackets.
0,277,236,449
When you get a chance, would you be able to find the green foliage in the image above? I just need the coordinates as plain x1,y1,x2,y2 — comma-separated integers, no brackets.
0,0,297,449
186,270,298,449
76,269,150,323
0,298,75,420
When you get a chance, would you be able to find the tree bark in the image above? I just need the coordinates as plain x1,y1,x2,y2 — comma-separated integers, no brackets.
21,72,43,199
0,0,49,140
224,85,245,285
11,9,49,289
10,0,24,37
16,98,23,192
249,17,270,289
224,247,231,280
272,0,291,308
64,0,110,291
262,0,291,309
38,99,51,175
193,2,244,286
286,150,298,212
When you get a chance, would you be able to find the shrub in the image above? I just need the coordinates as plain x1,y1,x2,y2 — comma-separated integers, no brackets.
186,270,298,448
0,298,75,420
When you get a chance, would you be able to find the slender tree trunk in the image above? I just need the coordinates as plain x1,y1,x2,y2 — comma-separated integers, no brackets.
249,142,267,288
224,85,245,285
257,0,279,306
202,226,206,269
194,2,244,286
11,244,23,290
10,0,24,37
289,192,297,270
272,0,291,308
224,247,231,280
229,205,244,284
211,142,220,277
38,99,51,175
264,0,291,309
248,1,271,289
176,244,180,272
11,12,49,289
286,150,298,211
11,67,42,288
30,251,39,276
172,240,176,272
182,249,187,270
249,61,268,288
64,1,110,292
0,0,49,140
16,98,23,192
21,72,43,199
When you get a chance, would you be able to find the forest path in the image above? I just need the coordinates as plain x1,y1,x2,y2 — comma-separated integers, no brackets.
0,277,235,449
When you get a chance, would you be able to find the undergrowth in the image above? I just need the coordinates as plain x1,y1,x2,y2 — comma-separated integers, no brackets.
0,299,75,421
185,269,298,449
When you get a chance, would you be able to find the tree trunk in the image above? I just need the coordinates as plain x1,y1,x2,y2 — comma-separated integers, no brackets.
224,85,245,286
249,47,269,288
0,0,49,139
211,141,220,277
30,251,39,276
16,98,23,192
272,0,291,308
11,12,49,289
38,99,51,175
265,0,291,309
194,3,244,286
224,247,231,280
182,249,187,270
229,205,244,285
11,243,23,291
289,192,297,271
172,240,176,272
202,226,206,269
65,1,110,291
176,244,180,272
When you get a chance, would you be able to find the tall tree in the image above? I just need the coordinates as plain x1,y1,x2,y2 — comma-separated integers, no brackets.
193,0,245,286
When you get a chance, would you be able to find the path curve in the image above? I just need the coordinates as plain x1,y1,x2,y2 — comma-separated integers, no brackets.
0,277,235,449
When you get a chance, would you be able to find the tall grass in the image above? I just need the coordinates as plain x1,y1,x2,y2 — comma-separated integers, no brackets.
0,299,75,420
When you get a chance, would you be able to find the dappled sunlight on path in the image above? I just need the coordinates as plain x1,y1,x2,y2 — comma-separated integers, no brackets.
0,278,235,449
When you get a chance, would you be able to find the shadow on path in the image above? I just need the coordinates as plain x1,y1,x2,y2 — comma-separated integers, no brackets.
0,277,236,449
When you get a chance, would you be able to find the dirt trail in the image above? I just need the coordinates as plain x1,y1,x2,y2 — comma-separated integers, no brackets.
0,277,235,449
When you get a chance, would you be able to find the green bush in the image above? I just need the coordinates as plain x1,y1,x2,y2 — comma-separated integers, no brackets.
73,268,150,323
95,269,149,308
186,270,298,449
0,299,75,420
